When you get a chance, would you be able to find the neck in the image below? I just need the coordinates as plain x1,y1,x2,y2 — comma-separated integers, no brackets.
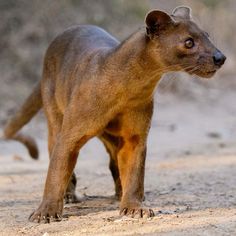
105,29,164,101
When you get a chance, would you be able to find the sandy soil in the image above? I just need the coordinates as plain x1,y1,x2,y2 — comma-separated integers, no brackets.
1,92,236,236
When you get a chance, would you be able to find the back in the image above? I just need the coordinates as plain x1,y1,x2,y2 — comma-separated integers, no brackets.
44,25,119,75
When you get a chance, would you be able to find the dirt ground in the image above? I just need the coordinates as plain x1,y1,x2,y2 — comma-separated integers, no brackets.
1,91,236,236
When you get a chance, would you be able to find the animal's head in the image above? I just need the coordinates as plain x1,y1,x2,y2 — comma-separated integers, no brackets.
145,6,226,78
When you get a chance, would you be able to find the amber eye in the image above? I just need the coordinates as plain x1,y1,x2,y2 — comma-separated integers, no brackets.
185,38,195,49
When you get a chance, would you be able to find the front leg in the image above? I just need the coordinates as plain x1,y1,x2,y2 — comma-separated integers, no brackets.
118,140,154,218
29,100,111,223
29,134,84,223
118,102,154,218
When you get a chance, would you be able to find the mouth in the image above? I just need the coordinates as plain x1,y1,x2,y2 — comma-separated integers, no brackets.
192,69,217,79
205,70,217,76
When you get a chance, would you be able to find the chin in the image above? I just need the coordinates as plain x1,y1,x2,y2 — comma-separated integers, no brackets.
193,70,217,79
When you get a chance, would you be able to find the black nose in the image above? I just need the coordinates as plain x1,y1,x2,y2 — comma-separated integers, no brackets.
213,51,226,66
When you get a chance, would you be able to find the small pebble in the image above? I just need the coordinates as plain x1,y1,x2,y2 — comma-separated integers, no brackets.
207,132,221,139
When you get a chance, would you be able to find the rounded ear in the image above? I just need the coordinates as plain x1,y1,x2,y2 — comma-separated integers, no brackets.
172,6,192,20
145,10,174,38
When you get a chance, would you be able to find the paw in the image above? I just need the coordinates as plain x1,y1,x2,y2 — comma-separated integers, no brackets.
29,200,63,223
120,206,155,218
64,192,80,204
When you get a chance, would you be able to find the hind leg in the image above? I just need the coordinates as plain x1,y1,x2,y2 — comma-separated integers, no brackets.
46,105,79,203
64,172,79,203
99,133,122,199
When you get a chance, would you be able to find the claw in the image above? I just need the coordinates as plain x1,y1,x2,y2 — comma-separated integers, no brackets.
28,212,33,221
140,209,143,218
28,203,63,224
64,193,80,204
149,209,155,217
119,206,154,219
130,209,135,218
120,208,128,216
55,213,62,221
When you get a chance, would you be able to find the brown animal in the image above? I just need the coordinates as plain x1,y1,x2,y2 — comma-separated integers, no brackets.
3,6,226,223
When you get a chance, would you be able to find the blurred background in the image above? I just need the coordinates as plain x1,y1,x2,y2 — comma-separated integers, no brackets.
1,3,236,234
0,0,235,123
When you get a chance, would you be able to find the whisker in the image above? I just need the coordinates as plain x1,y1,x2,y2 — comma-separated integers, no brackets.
157,65,201,94
146,63,201,95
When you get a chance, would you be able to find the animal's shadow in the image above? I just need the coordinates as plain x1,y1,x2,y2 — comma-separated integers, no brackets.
63,195,119,218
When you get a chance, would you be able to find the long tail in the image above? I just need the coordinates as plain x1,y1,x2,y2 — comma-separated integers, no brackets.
3,82,42,159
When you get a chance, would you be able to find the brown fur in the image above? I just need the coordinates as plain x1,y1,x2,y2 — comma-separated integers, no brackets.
3,6,225,223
